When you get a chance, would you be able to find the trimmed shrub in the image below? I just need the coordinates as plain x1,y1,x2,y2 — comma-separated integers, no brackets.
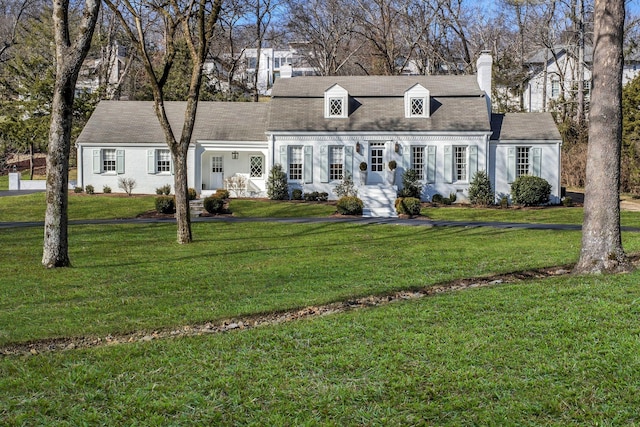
155,196,175,214
292,189,303,200
431,193,444,203
267,164,289,200
336,196,364,215
203,195,225,214
500,196,509,208
102,185,112,194
395,197,422,216
188,188,197,200
215,189,230,199
304,191,319,202
448,192,457,203
511,175,551,206
156,184,171,195
74,186,83,193
468,170,494,206
398,169,422,198
85,185,95,195
318,192,329,202
562,196,573,207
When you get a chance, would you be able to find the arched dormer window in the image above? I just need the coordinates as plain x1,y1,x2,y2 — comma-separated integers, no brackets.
404,84,430,118
324,84,349,118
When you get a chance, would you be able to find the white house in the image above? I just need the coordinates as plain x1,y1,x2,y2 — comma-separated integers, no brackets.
76,52,562,216
240,46,318,95
523,45,640,113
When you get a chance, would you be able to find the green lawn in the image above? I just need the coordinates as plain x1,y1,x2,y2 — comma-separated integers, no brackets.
0,222,607,346
3,195,640,424
2,271,640,425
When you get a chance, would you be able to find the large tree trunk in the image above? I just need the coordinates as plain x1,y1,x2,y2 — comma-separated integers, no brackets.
42,0,100,268
42,77,74,267
173,148,192,244
573,0,632,274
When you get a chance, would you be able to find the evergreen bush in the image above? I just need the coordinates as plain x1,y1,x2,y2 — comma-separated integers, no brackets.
156,184,171,195
102,185,112,194
333,174,358,197
468,170,494,206
155,196,175,214
188,188,197,200
267,164,289,200
336,196,364,215
511,175,551,206
203,195,225,214
395,197,422,216
85,184,94,195
215,189,230,199
292,189,303,200
398,169,422,198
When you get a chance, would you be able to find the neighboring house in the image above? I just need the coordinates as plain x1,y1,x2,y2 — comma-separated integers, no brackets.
523,45,640,112
240,45,318,95
76,52,563,216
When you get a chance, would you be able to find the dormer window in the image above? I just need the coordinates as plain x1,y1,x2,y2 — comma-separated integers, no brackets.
405,84,430,118
325,84,348,118
329,97,344,116
410,97,424,116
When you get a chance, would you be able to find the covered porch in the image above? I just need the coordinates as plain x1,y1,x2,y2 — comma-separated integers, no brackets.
196,141,269,198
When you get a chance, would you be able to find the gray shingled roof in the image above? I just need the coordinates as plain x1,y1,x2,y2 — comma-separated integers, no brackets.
490,113,561,141
268,96,491,133
76,101,269,144
268,75,490,133
271,75,484,97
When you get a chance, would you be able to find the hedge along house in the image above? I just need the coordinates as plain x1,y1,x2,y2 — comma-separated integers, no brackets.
76,52,562,216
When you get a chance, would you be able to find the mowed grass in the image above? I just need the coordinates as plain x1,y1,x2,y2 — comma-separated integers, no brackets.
2,272,640,425
2,220,627,346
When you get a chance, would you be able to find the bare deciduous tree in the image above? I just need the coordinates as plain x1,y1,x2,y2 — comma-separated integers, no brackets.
574,0,632,274
42,0,100,268
105,0,223,244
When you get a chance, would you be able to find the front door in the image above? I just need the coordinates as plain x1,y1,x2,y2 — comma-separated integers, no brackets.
368,142,386,184
211,156,224,190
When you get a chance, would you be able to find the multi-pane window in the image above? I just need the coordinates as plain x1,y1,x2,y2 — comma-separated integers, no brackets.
370,143,384,172
454,146,467,181
289,146,303,180
250,156,263,178
329,146,344,181
212,156,223,173
412,146,425,180
516,147,530,178
551,80,560,98
157,149,171,173
410,98,424,116
329,98,343,116
247,57,257,69
103,149,116,172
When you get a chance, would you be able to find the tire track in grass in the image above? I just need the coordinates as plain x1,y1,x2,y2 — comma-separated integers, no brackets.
2,258,637,357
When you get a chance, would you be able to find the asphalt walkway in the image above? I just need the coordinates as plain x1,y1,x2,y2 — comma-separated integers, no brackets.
2,214,640,232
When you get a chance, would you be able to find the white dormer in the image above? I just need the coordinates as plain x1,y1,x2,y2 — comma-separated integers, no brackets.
404,84,430,118
324,84,349,118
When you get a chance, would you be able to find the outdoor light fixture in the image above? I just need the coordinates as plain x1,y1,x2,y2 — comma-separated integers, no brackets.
395,142,400,153
232,151,239,159
356,141,361,154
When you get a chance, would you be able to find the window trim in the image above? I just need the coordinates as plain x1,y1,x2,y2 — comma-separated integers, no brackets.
250,155,264,178
453,145,468,182
288,146,304,181
329,146,344,181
